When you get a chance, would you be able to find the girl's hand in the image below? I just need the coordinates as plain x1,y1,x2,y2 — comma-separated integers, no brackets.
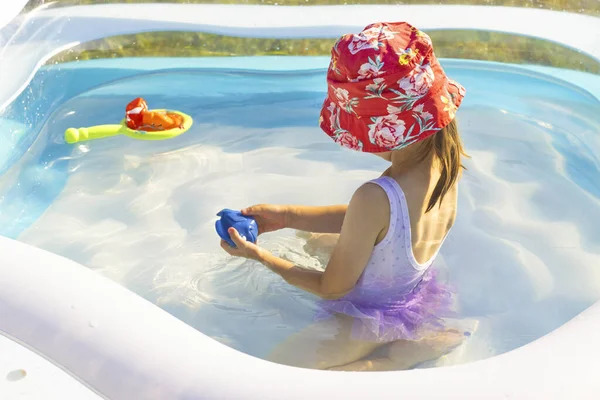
220,227,267,261
241,204,290,235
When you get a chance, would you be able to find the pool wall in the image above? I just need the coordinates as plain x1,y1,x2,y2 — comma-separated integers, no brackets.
2,2,600,113
2,233,600,399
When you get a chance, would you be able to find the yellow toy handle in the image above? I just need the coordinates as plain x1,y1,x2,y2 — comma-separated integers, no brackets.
64,125,125,144
64,111,193,144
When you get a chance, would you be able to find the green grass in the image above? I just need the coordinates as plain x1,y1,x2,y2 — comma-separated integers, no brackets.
48,30,600,74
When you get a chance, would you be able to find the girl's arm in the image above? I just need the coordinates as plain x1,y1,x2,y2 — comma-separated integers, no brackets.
287,204,348,234
241,204,347,235
223,183,389,299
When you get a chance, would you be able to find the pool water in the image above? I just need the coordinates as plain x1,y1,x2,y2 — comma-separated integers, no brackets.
1,57,600,365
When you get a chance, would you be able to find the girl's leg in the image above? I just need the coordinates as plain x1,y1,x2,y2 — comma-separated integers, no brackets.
328,319,479,371
296,231,340,265
327,329,466,371
267,314,382,370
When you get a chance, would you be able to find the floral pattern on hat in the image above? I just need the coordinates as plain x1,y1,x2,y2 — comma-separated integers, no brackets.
354,55,386,82
347,25,396,55
332,87,360,115
368,114,406,149
325,102,365,151
320,21,466,153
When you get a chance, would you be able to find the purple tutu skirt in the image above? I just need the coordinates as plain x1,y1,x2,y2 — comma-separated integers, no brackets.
315,268,456,343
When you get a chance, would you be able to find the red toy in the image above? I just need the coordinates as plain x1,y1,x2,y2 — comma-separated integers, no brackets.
125,97,184,132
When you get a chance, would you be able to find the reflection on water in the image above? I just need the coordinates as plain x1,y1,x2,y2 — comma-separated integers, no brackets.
1,61,600,364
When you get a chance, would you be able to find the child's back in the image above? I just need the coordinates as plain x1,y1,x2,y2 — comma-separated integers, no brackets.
398,162,458,265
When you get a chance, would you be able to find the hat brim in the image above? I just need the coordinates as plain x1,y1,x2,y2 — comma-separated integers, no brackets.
319,79,465,153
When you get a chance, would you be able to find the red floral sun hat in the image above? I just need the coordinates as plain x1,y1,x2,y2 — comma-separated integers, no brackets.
319,21,466,153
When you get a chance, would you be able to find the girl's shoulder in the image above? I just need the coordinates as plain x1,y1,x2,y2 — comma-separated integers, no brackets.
353,178,390,207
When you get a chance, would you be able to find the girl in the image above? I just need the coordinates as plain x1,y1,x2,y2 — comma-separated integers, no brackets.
220,21,474,371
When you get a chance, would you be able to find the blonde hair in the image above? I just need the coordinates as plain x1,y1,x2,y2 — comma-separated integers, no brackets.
416,120,469,213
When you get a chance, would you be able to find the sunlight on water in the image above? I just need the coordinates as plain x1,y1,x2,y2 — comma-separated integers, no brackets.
1,59,600,363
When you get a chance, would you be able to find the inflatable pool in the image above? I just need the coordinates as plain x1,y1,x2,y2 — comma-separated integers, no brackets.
1,1,600,399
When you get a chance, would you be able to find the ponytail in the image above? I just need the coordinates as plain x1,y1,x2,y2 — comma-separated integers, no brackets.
417,120,468,213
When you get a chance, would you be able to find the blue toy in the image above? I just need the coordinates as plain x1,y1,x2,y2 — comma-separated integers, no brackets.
215,209,259,248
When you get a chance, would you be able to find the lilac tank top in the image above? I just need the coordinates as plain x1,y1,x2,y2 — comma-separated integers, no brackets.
343,176,446,305
316,176,455,341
